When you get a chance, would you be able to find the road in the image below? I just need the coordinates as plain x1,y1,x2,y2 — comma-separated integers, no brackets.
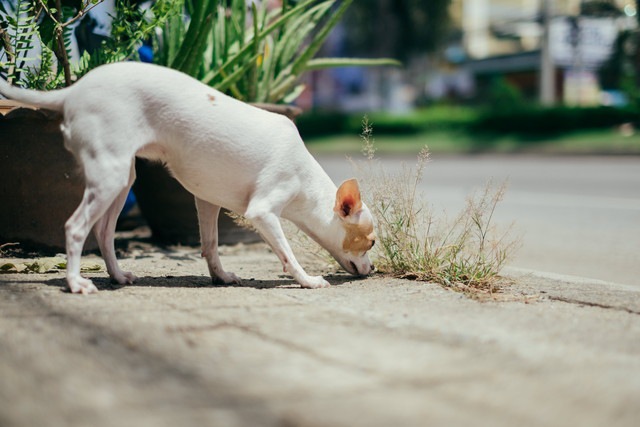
315,153,640,287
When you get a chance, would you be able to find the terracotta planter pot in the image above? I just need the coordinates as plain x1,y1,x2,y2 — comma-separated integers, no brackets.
133,103,302,246
0,101,96,251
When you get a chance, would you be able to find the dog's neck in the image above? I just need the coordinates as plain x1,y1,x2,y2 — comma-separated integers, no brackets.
282,168,340,248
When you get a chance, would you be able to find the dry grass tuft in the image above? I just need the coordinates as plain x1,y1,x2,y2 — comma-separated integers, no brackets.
353,116,520,298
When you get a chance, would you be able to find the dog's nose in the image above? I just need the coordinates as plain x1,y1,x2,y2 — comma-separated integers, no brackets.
370,264,375,272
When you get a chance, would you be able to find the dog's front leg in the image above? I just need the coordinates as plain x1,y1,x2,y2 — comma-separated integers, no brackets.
195,198,241,285
245,207,330,289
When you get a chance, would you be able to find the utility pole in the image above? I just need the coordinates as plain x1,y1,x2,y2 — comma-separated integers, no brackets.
540,0,555,105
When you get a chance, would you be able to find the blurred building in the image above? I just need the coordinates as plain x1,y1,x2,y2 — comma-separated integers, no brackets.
305,0,639,112
453,0,581,59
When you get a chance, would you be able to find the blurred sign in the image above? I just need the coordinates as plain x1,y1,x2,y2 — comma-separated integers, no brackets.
550,17,618,68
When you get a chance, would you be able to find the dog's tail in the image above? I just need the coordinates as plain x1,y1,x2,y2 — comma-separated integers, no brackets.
0,78,67,112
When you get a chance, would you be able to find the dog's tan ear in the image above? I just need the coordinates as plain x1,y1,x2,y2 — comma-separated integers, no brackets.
334,179,363,218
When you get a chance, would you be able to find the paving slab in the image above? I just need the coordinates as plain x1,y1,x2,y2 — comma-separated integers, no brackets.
1,243,639,427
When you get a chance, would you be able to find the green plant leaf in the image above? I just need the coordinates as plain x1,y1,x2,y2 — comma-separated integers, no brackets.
291,0,350,75
179,12,215,76
0,263,17,273
171,0,215,71
215,52,261,96
305,57,402,70
282,84,305,104
202,0,318,86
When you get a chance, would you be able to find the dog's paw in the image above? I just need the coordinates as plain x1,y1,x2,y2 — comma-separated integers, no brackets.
300,275,331,289
68,276,98,295
213,272,242,286
112,271,138,285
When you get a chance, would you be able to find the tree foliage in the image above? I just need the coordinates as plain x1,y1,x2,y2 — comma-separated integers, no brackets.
342,0,451,60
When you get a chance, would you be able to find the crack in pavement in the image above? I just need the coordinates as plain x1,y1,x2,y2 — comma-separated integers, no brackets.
166,321,381,376
547,295,640,315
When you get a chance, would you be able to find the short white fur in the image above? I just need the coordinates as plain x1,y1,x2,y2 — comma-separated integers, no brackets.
0,62,375,294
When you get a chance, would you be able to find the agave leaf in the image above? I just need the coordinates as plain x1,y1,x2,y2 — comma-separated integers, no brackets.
215,51,261,96
277,1,332,69
282,83,305,104
268,74,297,104
203,0,317,86
256,35,276,102
229,0,245,42
211,3,225,65
171,0,214,71
246,2,260,101
291,0,351,75
305,57,402,70
159,12,185,66
180,12,214,77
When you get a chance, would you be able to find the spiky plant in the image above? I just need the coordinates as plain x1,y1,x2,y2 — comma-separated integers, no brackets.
154,0,401,103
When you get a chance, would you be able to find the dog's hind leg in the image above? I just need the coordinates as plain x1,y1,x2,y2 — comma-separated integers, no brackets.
65,158,134,294
93,162,137,286
195,198,241,285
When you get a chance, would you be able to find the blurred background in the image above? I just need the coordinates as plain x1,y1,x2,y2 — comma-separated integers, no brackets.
3,0,640,152
298,0,640,287
320,0,638,108
297,0,640,154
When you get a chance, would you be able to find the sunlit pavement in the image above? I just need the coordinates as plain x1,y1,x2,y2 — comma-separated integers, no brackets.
1,154,639,427
316,153,640,287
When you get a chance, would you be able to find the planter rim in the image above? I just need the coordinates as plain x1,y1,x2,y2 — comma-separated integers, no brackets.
0,100,61,120
0,100,295,120
250,102,303,121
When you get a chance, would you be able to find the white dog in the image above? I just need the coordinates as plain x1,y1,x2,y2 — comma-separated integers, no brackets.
0,62,375,294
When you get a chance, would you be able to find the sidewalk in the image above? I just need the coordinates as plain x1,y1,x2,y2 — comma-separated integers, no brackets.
1,243,639,427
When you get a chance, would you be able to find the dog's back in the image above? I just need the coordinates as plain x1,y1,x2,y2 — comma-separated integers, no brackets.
15,62,311,212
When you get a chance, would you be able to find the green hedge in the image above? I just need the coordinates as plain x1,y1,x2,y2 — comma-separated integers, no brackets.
296,112,351,137
296,105,640,138
296,106,478,138
473,106,640,134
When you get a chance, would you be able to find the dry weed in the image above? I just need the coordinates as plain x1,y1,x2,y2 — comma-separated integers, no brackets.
353,116,520,298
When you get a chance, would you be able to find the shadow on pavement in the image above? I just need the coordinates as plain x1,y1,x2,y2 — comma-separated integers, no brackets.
43,272,359,292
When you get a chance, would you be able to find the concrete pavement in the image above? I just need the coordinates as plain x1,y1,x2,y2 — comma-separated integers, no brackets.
1,243,639,427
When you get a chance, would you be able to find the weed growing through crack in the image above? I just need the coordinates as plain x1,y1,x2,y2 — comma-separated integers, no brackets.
354,116,519,298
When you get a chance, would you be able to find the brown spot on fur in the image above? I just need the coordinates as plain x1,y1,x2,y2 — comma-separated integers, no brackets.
207,93,216,103
342,222,375,254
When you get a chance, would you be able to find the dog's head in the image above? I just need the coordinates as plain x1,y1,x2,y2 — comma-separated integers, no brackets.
329,179,376,276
